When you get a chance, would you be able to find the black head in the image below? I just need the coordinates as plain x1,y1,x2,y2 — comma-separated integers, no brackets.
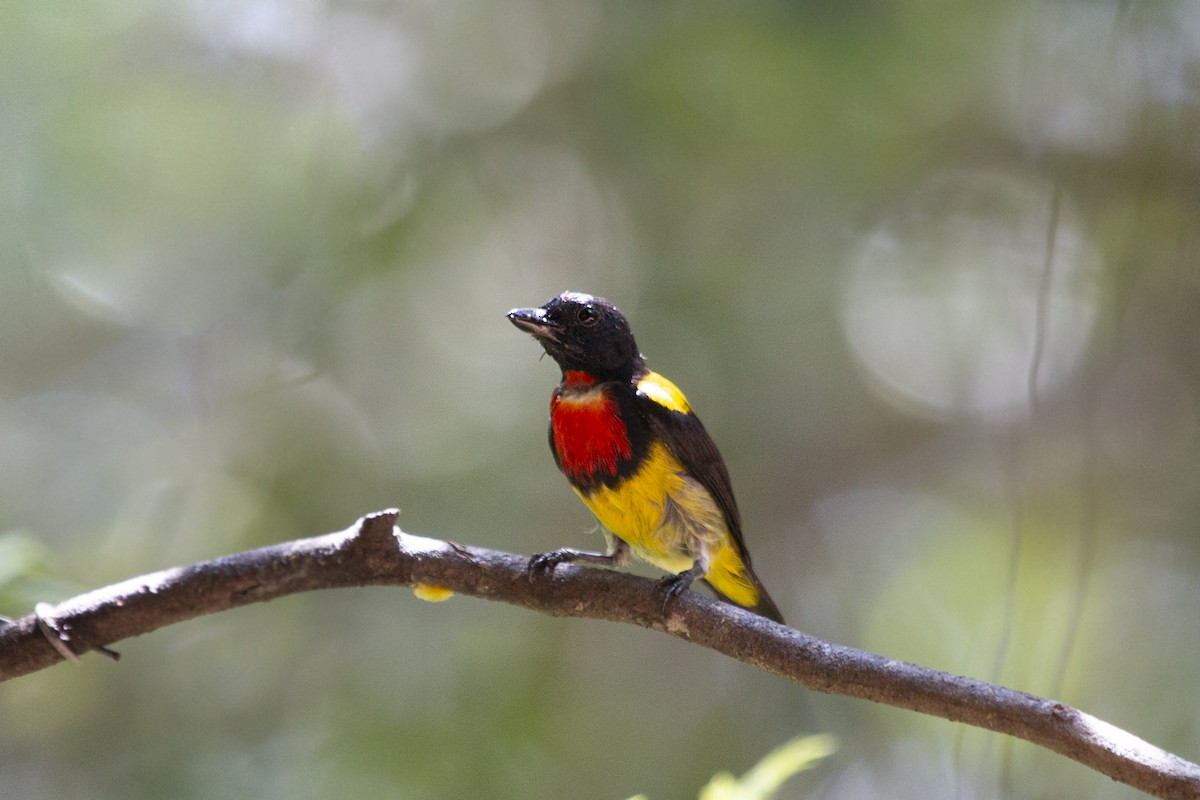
507,291,644,380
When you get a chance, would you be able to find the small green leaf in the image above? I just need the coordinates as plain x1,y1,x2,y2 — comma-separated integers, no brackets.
698,735,838,800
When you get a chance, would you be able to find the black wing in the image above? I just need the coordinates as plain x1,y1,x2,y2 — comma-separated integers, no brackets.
633,388,750,561
633,377,786,624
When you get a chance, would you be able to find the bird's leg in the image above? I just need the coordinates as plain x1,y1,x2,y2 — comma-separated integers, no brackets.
657,543,711,615
656,561,706,613
529,536,630,576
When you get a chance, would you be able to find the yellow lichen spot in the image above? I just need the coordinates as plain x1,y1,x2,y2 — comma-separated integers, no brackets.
413,582,454,602
637,371,691,413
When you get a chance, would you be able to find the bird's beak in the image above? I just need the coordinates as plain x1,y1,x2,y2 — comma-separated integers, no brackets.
507,306,556,339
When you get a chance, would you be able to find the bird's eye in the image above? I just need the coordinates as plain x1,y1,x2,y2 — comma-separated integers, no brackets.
577,305,599,326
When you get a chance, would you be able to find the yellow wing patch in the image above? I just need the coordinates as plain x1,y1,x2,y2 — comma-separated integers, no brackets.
636,371,691,413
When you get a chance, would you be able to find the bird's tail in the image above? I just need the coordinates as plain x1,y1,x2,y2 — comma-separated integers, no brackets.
704,543,786,624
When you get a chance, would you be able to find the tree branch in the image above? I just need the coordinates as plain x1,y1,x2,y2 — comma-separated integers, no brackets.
1,510,1197,799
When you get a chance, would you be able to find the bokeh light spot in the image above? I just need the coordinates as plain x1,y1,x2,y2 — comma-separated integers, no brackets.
842,168,1100,422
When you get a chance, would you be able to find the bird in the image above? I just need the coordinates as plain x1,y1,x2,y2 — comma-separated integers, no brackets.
507,291,784,623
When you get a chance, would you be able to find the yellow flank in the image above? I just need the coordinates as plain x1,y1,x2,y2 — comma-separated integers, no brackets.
636,371,691,413
576,440,761,608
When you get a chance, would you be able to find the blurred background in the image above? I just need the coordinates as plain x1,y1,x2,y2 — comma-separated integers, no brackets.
2,1,1199,798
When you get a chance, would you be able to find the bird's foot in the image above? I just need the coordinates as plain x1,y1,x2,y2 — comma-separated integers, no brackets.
527,548,614,578
655,563,705,616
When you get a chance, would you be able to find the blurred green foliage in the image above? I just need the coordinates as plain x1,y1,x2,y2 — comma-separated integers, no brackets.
3,1,1199,799
697,735,838,800
628,735,836,800
0,531,62,611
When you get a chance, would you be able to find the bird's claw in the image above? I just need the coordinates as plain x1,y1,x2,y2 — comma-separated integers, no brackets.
655,572,692,616
528,549,572,578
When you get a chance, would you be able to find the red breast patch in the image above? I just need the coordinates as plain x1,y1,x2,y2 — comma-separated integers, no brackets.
551,385,632,482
